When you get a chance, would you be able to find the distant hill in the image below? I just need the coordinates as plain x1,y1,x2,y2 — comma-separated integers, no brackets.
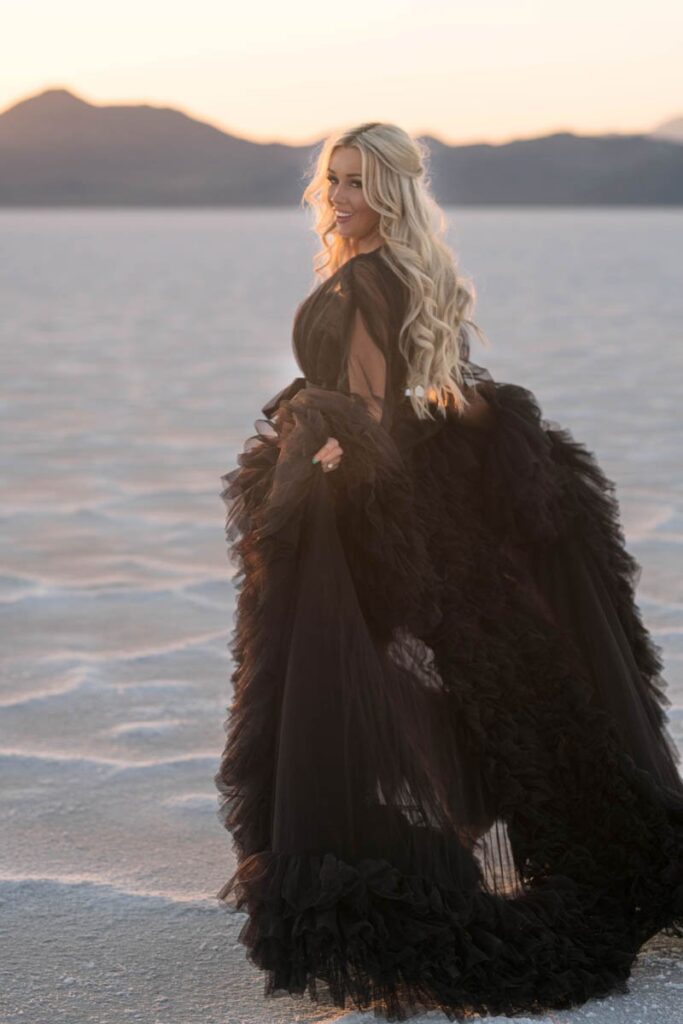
650,115,683,142
1,87,682,205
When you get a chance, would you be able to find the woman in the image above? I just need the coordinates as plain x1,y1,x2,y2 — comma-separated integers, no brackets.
214,122,683,1020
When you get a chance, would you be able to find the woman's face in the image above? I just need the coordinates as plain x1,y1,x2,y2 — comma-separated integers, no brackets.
327,146,382,251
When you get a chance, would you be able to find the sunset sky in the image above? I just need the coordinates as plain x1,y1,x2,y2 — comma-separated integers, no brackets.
3,0,681,145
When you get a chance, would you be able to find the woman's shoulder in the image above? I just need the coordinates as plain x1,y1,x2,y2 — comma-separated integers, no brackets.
293,247,407,340
340,246,407,310
342,244,394,277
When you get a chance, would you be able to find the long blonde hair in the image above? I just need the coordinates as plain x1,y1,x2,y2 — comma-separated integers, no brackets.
300,122,489,420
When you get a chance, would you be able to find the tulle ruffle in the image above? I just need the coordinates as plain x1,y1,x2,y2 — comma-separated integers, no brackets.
215,376,683,1020
220,847,641,1021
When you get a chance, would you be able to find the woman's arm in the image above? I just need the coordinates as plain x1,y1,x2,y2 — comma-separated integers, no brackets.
346,306,387,425
313,258,392,471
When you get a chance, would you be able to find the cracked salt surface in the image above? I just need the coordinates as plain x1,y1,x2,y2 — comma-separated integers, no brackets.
2,209,682,1023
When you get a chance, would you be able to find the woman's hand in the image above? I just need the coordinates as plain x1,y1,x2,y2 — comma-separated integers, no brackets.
312,436,344,472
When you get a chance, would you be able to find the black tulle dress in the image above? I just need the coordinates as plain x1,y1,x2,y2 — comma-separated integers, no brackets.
214,245,683,1020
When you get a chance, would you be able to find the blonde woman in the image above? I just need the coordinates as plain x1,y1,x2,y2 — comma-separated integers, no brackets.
215,122,683,1020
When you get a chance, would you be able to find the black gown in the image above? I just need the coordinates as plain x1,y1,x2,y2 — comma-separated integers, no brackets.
214,245,683,1020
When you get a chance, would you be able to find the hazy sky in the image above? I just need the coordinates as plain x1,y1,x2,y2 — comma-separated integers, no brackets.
3,0,681,145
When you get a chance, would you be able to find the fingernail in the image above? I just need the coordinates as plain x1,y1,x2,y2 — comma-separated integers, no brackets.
311,456,318,463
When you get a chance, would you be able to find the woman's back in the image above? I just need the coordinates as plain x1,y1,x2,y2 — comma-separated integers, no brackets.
292,246,497,434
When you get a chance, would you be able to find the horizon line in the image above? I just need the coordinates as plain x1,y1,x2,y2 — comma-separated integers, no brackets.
3,84,679,150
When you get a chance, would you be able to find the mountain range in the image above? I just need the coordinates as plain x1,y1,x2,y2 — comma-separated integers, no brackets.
1,87,682,206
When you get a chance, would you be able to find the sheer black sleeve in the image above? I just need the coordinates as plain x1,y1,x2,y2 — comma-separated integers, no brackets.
346,306,387,425
338,254,397,431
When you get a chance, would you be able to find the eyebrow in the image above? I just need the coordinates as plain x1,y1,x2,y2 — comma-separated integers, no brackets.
327,167,361,177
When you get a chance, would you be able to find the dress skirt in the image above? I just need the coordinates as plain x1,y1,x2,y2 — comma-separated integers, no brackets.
214,372,683,1020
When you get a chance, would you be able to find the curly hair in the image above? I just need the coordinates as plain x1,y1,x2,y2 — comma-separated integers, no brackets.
300,121,489,420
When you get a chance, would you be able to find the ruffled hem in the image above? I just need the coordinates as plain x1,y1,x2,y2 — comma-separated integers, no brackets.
218,846,677,1021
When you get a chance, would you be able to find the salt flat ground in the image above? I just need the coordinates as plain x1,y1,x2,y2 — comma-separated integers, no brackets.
1,207,681,1023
